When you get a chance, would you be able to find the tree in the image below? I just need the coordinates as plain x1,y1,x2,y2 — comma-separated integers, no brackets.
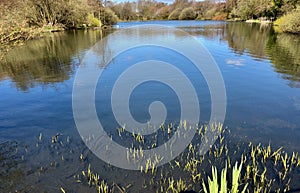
250,0,273,18
280,0,298,14
172,0,191,10
23,0,90,28
155,6,171,20
168,8,182,20
110,3,124,19
112,2,138,21
271,0,284,18
100,8,118,26
137,0,157,20
194,0,216,20
179,7,196,20
225,0,238,14
236,0,257,19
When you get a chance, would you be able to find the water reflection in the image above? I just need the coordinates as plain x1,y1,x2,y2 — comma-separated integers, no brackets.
0,30,110,91
180,25,227,40
0,23,299,90
223,22,300,88
196,22,300,87
1,21,300,193
223,22,273,59
266,33,300,87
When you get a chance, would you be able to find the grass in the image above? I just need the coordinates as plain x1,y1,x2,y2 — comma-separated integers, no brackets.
202,161,247,193
2,122,300,192
76,122,300,193
72,122,300,192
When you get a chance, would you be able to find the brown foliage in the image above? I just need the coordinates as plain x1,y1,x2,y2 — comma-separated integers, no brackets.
212,13,228,20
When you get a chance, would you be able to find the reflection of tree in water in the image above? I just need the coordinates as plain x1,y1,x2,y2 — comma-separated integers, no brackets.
181,24,226,40
1,56,71,91
183,22,272,60
1,24,299,89
211,22,300,88
223,22,272,59
266,33,300,88
0,30,111,91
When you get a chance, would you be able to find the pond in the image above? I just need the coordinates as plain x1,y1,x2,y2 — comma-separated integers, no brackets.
1,21,300,192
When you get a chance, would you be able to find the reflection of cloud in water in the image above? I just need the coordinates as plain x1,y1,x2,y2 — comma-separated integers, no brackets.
226,59,245,66
291,97,300,110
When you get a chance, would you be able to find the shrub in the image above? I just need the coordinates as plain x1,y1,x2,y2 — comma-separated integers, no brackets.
168,8,181,20
101,8,118,26
275,9,300,33
87,14,101,27
155,6,170,20
179,7,196,20
212,13,228,20
199,8,217,20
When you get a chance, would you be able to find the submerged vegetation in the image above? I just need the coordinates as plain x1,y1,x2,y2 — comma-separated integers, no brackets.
2,123,300,192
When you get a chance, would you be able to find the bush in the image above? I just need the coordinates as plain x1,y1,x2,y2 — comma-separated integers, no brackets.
179,7,196,20
88,14,101,27
0,0,41,50
101,8,118,26
212,13,228,20
23,0,90,28
275,9,300,33
168,8,181,20
155,6,170,20
197,8,217,20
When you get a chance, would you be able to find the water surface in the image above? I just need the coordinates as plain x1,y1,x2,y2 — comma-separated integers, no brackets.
1,21,300,192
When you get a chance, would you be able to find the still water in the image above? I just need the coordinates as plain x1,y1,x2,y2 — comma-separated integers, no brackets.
1,21,300,192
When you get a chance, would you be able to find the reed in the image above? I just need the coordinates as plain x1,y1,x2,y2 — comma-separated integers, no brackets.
202,160,247,193
62,122,300,193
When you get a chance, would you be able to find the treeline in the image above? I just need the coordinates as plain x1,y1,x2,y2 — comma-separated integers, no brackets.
107,0,299,33
107,0,299,21
108,0,228,21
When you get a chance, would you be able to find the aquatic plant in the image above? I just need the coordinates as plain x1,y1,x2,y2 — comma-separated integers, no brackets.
5,123,300,192
202,161,247,193
68,122,300,192
79,164,110,193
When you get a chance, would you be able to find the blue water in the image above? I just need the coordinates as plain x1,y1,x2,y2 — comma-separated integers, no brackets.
1,21,299,148
1,20,300,192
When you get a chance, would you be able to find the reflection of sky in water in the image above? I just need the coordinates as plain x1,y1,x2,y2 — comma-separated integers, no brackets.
96,45,211,132
0,21,300,151
1,20,300,192
291,97,300,110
